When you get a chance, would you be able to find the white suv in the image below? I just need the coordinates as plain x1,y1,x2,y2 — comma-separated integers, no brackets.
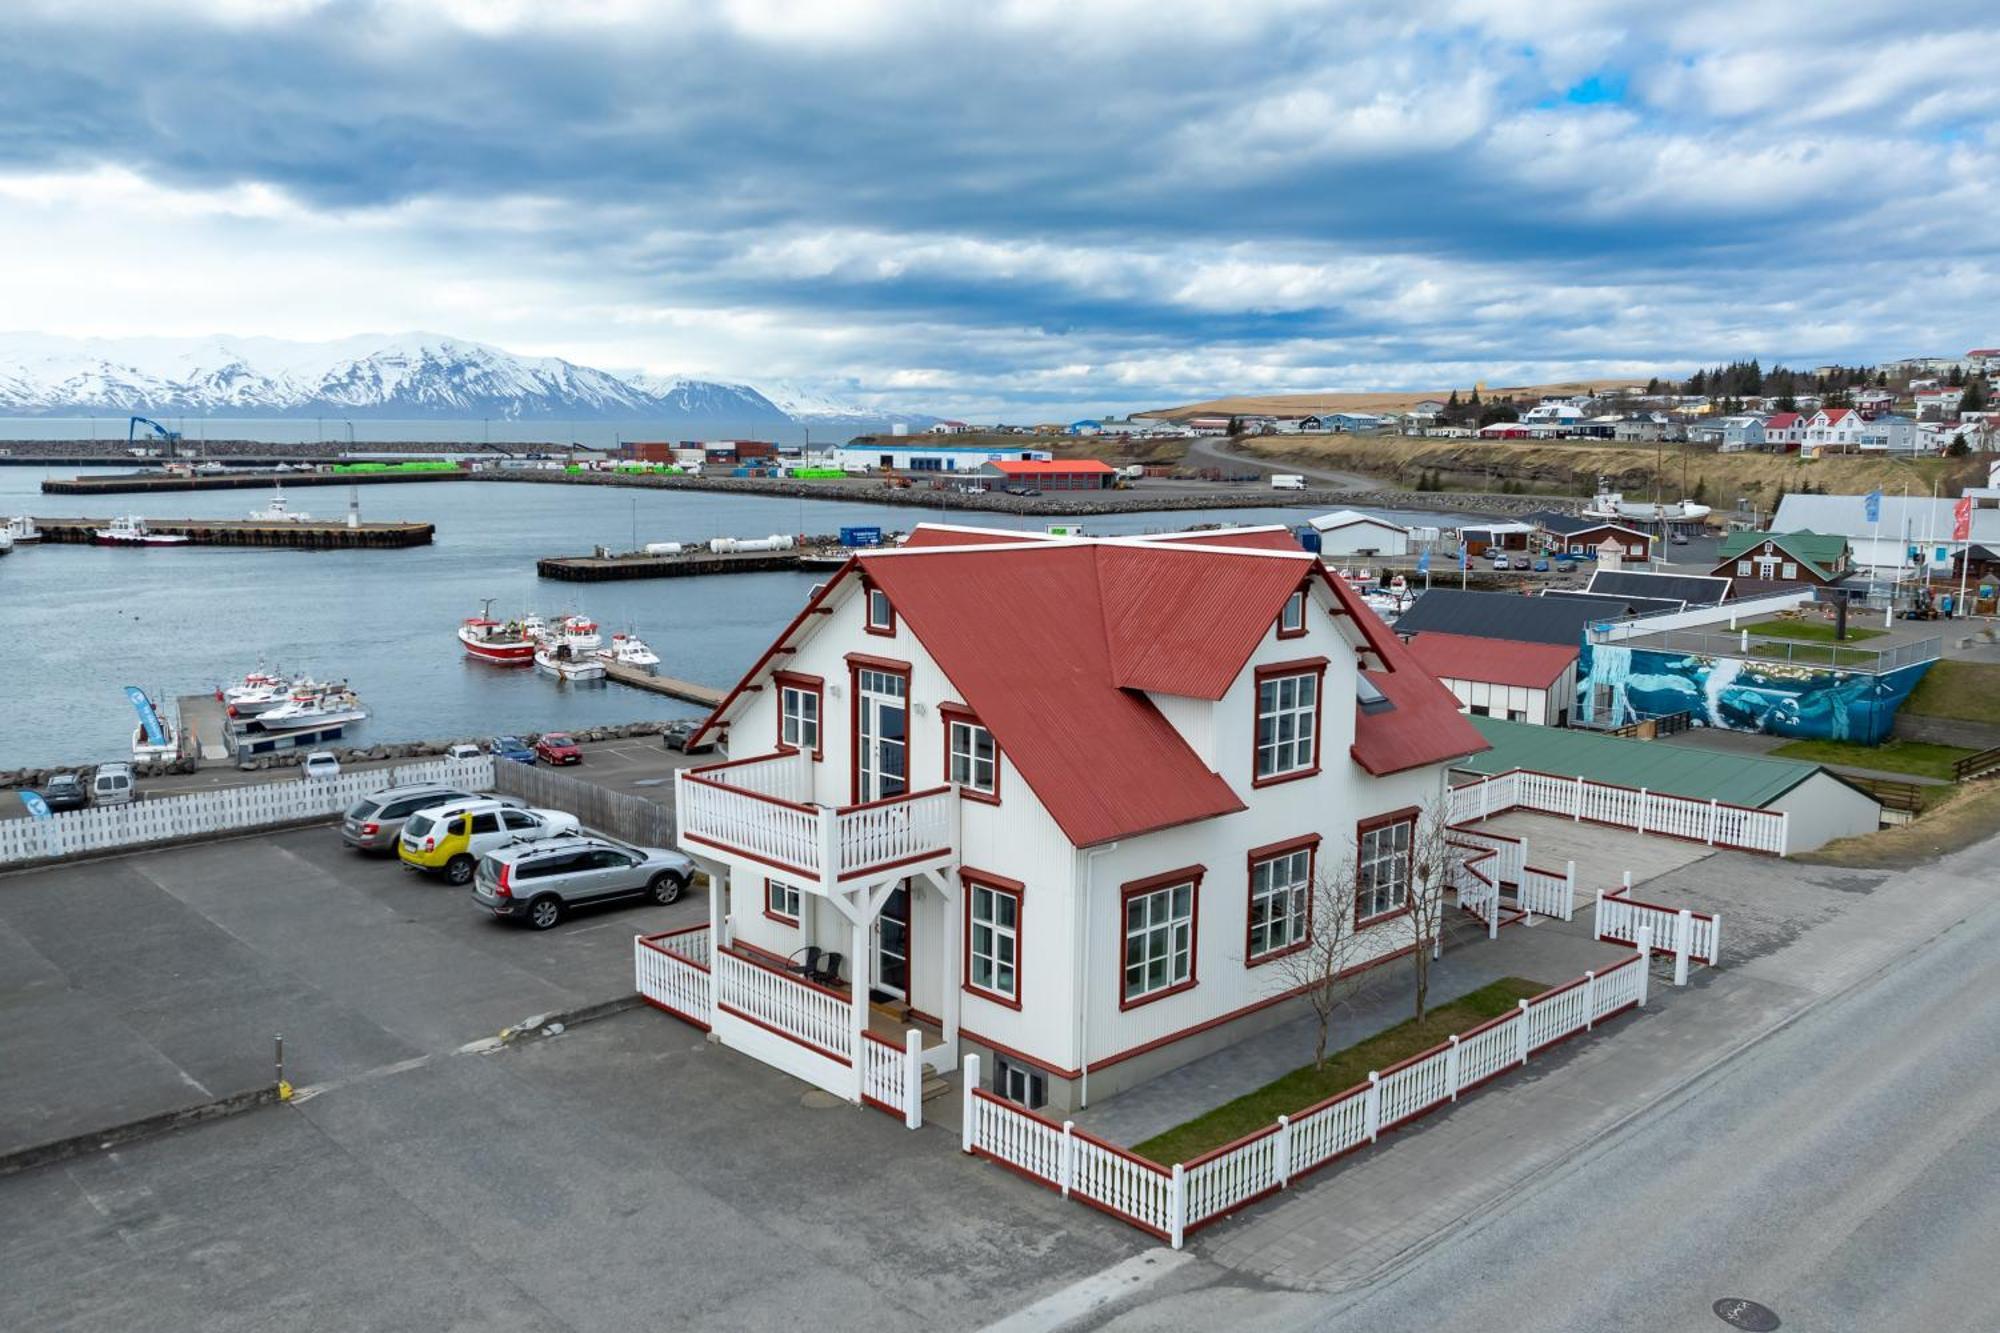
398,798,582,883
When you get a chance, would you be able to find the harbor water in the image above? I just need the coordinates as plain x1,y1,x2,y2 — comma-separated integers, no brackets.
0,467,1473,770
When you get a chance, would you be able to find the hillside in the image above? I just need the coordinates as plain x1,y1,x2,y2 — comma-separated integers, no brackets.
1136,380,1647,420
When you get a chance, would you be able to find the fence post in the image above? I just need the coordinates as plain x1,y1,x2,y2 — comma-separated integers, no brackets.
1275,1114,1292,1188
961,1054,980,1154
1634,926,1652,1007
1674,910,1693,986
1584,971,1597,1030
1636,787,1648,835
1563,860,1577,921
1709,914,1723,967
1706,799,1719,846
1480,776,1490,820
1593,884,1604,940
1446,1034,1462,1102
1574,774,1585,821
1169,1164,1186,1251
1059,1121,1076,1197
904,1028,923,1129
1515,999,1531,1066
1364,1072,1382,1142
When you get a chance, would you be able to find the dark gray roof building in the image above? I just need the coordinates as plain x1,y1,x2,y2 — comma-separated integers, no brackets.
1392,588,1616,646
1583,569,1733,607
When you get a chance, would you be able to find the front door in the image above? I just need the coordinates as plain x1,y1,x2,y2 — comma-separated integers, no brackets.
873,882,910,1000
855,668,908,802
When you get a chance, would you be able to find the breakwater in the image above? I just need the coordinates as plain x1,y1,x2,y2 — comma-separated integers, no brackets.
32,516,434,548
40,469,468,495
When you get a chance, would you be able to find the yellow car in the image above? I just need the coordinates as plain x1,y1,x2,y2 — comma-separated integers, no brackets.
397,799,580,884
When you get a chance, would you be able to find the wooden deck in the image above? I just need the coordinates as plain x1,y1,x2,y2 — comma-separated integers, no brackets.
598,659,724,707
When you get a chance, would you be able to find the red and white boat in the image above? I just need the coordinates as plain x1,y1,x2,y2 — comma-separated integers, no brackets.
94,515,191,546
459,600,538,665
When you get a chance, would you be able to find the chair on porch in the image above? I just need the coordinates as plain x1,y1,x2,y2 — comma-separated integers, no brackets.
785,945,824,979
808,951,843,988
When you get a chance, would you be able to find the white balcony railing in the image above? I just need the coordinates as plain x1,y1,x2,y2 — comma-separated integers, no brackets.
676,752,958,889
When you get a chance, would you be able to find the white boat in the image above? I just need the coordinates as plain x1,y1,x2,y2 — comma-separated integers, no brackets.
221,672,338,717
535,642,607,680
95,515,192,546
247,688,368,732
0,530,11,558
544,614,602,652
248,486,313,522
1582,491,1711,524
132,722,180,763
594,631,660,668
3,516,39,543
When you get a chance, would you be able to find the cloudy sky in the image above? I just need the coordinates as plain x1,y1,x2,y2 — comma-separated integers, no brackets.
1,1,1994,417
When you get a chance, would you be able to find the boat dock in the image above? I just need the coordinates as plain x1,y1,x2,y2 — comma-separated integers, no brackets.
40,470,467,496
175,693,234,764
31,516,434,549
537,549,833,581
598,659,725,707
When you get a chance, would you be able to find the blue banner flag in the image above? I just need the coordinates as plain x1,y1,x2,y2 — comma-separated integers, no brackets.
1864,489,1881,524
1417,550,1431,574
20,791,51,820
1458,543,1469,570
125,686,167,749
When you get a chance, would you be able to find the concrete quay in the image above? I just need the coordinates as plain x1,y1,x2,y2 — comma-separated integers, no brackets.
30,515,434,548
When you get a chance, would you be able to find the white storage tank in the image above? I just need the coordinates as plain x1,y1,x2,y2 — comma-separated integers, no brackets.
708,537,739,554
644,542,684,556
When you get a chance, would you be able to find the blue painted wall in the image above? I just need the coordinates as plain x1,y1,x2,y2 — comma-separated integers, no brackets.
1577,642,1933,743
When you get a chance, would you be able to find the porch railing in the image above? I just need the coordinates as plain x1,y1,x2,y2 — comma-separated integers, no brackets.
635,927,713,1028
715,945,853,1063
676,753,958,888
1449,768,1788,855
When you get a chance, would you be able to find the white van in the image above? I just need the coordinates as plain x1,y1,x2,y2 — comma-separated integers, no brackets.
1271,474,1307,490
91,763,136,806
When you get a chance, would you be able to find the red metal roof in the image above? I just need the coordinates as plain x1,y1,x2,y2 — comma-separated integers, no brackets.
1766,412,1802,428
1140,527,1303,551
1403,632,1579,689
984,459,1117,475
899,525,1049,549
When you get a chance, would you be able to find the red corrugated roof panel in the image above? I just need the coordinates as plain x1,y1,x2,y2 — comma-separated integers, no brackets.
1404,632,1578,689
1141,527,1303,552
1098,546,1316,698
986,459,1117,475
899,525,1052,549
1352,632,1492,776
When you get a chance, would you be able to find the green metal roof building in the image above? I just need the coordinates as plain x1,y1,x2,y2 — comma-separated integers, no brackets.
1714,530,1852,582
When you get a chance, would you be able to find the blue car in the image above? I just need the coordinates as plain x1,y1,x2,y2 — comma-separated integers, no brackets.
1532,558,1550,572
490,735,537,765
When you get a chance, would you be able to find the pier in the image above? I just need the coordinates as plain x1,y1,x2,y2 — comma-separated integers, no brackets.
598,659,725,707
40,470,468,496
537,548,838,581
32,516,434,549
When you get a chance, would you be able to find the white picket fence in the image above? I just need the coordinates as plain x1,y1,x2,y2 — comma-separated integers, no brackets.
862,1030,924,1129
964,944,1655,1248
1518,864,1575,920
0,756,496,867
1449,768,1788,855
1596,879,1721,984
1448,833,1573,926
635,928,714,1028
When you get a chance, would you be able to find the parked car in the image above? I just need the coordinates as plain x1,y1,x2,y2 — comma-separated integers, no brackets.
1554,558,1577,573
38,773,88,812
301,751,341,780
445,743,483,762
1532,558,1550,572
489,735,536,765
91,763,135,806
398,798,581,884
659,719,697,753
340,782,481,852
1670,532,1689,546
1491,554,1511,570
535,732,583,765
472,835,694,930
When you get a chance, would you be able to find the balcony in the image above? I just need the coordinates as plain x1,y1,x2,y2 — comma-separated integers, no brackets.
674,750,959,891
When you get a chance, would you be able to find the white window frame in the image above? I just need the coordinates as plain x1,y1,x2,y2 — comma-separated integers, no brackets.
968,880,1019,1001
1255,670,1319,781
1123,879,1195,1002
948,718,997,795
1279,589,1306,635
779,682,820,755
766,879,801,922
1247,847,1311,961
866,587,894,631
1356,819,1413,923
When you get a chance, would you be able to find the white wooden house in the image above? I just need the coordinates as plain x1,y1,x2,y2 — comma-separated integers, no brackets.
659,524,1487,1113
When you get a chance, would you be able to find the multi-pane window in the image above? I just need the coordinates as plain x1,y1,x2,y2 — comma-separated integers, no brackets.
949,719,997,795
766,879,801,922
1248,846,1311,959
1279,589,1306,635
968,881,1019,1001
779,682,820,754
1255,671,1319,780
1357,819,1413,922
1124,879,1195,1002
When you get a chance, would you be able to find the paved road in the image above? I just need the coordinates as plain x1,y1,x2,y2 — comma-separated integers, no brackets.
1182,437,1376,492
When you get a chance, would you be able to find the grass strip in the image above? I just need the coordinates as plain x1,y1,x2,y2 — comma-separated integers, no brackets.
1750,620,1886,644
1769,738,1977,781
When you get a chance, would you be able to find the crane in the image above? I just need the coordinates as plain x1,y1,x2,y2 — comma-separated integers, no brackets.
128,416,184,449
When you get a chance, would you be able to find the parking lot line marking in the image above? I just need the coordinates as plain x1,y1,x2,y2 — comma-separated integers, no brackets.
981,1248,1194,1333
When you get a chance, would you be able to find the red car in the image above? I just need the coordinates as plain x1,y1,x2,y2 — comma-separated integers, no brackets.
534,732,583,765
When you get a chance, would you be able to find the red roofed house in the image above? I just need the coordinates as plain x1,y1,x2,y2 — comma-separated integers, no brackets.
1804,407,1865,450
974,457,1118,490
1763,411,1806,451
651,523,1487,1114
1403,632,1580,728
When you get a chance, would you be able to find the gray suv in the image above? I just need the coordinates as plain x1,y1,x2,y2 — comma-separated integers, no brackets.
341,783,479,852
472,835,694,930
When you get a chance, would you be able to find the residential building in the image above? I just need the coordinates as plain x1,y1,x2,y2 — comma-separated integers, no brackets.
973,458,1117,490
1404,634,1579,727
1523,402,1585,427
1613,419,1665,443
1522,512,1653,562
1391,588,1616,647
1711,531,1854,590
1309,509,1411,557
927,420,973,435
1854,389,1897,416
1763,412,1806,450
670,524,1486,1111
1854,414,1919,454
1804,407,1866,451
1458,522,1537,554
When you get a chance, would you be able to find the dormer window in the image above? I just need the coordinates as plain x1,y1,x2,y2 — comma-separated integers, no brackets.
1254,658,1326,786
865,586,896,635
1278,589,1307,638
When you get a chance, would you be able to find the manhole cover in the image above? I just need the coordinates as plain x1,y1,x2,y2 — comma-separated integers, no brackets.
1713,1298,1780,1330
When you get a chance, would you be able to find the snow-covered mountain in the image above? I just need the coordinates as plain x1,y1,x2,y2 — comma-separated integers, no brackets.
760,379,939,432
0,333,795,425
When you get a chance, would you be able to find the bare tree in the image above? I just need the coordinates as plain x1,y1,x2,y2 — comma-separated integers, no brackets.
1403,798,1472,1023
1263,855,1370,1070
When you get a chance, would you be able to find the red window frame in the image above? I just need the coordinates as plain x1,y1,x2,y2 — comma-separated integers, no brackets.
1251,656,1328,789
962,867,1024,1010
1244,833,1320,966
846,653,913,805
773,669,824,761
1277,587,1309,639
763,877,801,926
1354,806,1420,929
1117,864,1204,1011
863,582,897,636
939,701,1000,804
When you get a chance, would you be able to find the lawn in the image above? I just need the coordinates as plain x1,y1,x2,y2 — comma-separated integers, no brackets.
1769,737,1979,781
1902,659,2000,726
1746,640,1885,666
1750,619,1886,644
1131,977,1546,1165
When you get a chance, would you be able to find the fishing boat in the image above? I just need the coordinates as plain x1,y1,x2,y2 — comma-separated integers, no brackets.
535,641,607,681
458,599,538,665
94,515,191,546
1582,491,1711,524
126,686,180,762
0,530,11,558
594,631,660,668
547,614,602,652
246,687,368,733
2,515,37,543
247,485,312,522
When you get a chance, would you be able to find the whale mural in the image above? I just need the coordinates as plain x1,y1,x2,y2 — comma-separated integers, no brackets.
1576,642,1931,743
